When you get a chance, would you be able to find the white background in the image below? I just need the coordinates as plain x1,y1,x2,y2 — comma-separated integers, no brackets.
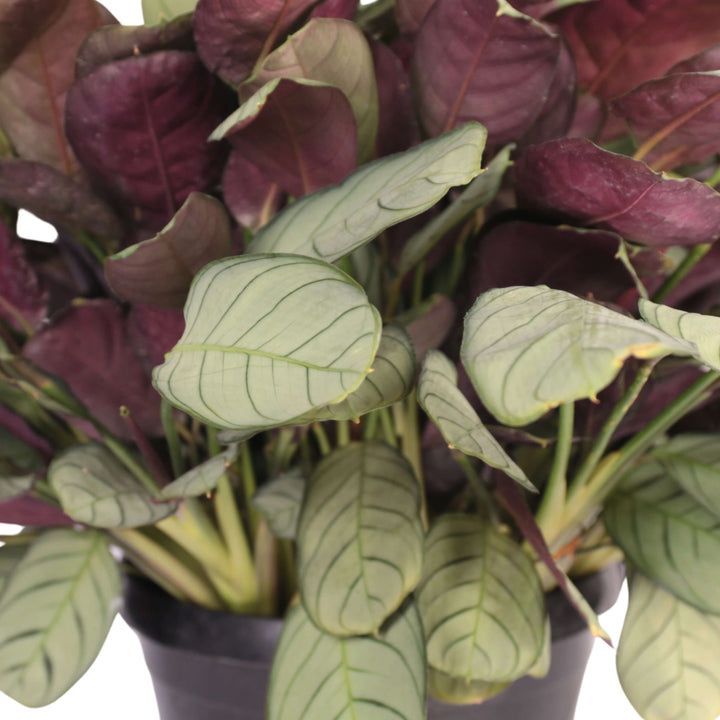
0,0,643,717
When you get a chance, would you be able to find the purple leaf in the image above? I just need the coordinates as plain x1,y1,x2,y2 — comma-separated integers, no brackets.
613,72,720,170
510,0,594,19
75,12,194,79
555,0,720,100
0,219,47,332
395,0,436,34
251,18,378,162
370,39,419,157
310,0,358,19
411,0,563,146
65,51,229,239
127,304,185,376
670,45,720,74
22,299,163,438
0,493,73,526
0,158,122,242
514,138,720,246
0,0,108,176
401,294,456,364
468,221,640,304
0,0,63,71
193,0,318,86
212,78,357,198
105,192,232,309
222,151,281,231
0,405,52,460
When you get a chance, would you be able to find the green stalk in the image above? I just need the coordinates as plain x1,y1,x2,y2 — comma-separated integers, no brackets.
336,420,351,447
363,410,380,441
206,425,222,457
241,443,260,537
651,243,712,304
160,399,184,478
567,360,656,502
381,407,399,447
397,393,427,529
535,402,574,534
706,164,720,188
311,422,332,456
99,432,160,498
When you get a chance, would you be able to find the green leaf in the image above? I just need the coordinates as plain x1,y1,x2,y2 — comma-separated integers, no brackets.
639,299,720,370
0,544,27,599
248,123,488,262
617,572,720,720
153,254,382,430
418,513,546,682
252,18,378,163
653,434,720,518
418,350,535,491
428,668,509,705
160,447,238,499
0,528,120,707
142,0,197,24
297,441,424,635
252,468,305,540
302,325,416,422
268,601,426,720
0,474,33,500
398,143,514,275
462,286,694,426
605,460,720,614
49,443,177,528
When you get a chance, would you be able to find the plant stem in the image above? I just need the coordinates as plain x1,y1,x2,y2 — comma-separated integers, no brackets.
240,443,260,537
311,422,332,456
399,393,427,529
651,243,712,304
706,164,720,188
207,425,222,457
567,360,656,502
99,432,160,498
380,407,399,447
535,402,574,533
336,419,351,447
363,410,379,441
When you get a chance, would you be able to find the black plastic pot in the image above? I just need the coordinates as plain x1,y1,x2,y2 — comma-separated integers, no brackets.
122,563,624,720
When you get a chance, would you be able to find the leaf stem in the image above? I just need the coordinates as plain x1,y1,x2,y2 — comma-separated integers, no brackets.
336,419,351,447
311,422,332,456
99,432,160,498
240,443,260,538
651,243,712,304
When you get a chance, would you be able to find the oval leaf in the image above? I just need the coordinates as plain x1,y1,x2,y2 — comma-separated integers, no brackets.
514,138,720,246
0,543,27,598
653,434,720,518
418,513,546,682
105,192,232,309
49,442,177,527
222,151,280,231
211,78,358,198
252,18,378,162
0,528,120,707
251,468,305,540
461,286,694,427
418,350,534,491
297,441,424,635
153,254,382,430
605,460,720,615
142,0,198,24
428,668,509,705
248,122,487,262
411,0,561,145
617,572,720,720
161,446,238,499
268,601,426,720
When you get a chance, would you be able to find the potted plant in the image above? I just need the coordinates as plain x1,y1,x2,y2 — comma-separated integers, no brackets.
3,0,720,718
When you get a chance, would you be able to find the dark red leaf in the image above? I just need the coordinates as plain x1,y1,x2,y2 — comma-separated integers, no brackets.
555,0,720,99
75,12,194,79
193,0,318,86
0,0,107,176
213,79,357,197
370,39,419,157
0,401,52,460
0,493,73,526
670,44,720,74
22,300,163,438
0,218,47,332
222,152,281,231
395,0,436,34
65,51,229,239
0,158,122,242
514,138,720,246
310,0,358,19
0,0,65,71
613,72,720,170
411,0,562,145
105,192,232,309
127,304,185,376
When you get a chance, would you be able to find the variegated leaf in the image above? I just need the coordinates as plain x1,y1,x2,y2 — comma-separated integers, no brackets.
418,350,535,491
618,572,720,720
142,0,198,23
297,441,424,635
653,434,720,518
0,529,120,707
0,543,27,598
605,460,720,614
252,468,305,540
428,668,509,705
640,299,720,370
49,443,177,528
462,286,694,426
161,447,238,499
248,123,487,262
268,601,426,720
153,254,382,430
418,513,546,682
0,475,34,500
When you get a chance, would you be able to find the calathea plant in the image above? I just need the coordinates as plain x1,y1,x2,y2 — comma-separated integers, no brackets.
3,0,720,719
